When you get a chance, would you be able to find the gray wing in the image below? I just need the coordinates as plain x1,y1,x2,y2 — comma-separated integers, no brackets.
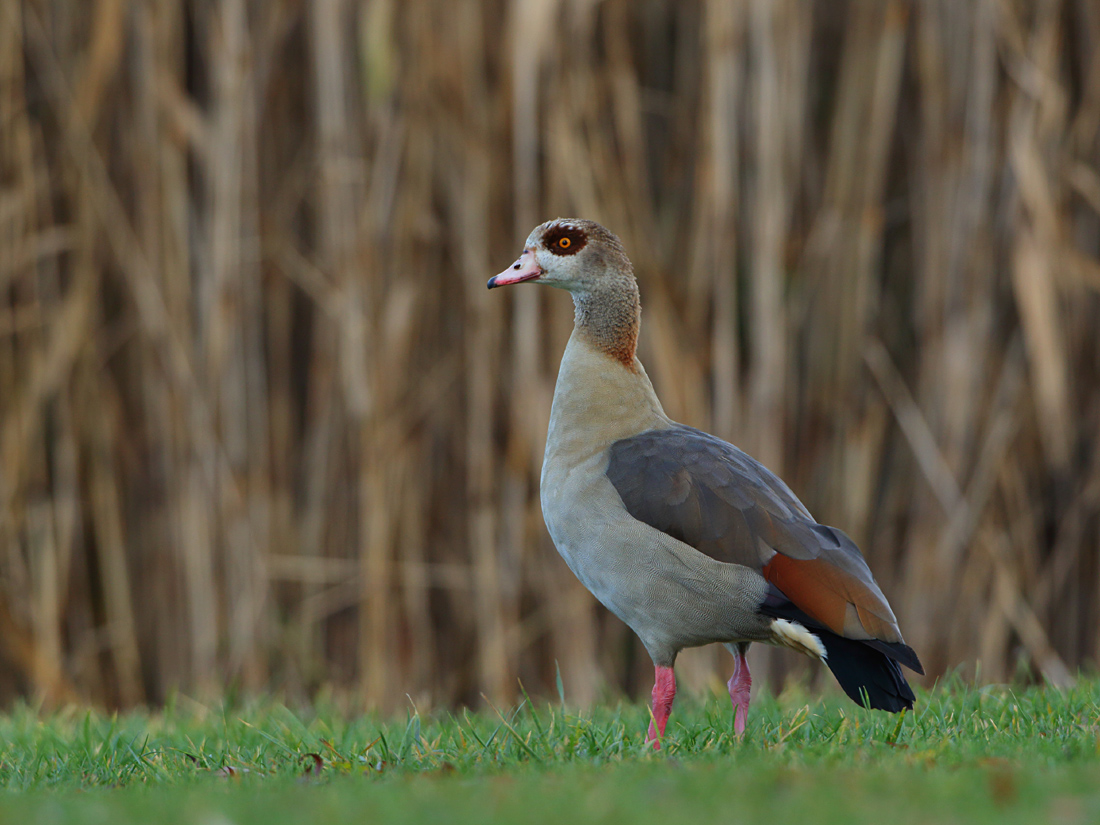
605,425,904,644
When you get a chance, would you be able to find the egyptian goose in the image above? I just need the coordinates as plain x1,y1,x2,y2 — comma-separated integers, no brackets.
489,219,923,748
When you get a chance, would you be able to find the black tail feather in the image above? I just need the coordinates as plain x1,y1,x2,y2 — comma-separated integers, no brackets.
760,594,920,712
864,638,925,676
815,631,915,712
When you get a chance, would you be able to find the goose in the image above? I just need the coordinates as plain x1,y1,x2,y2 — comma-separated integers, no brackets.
488,218,923,747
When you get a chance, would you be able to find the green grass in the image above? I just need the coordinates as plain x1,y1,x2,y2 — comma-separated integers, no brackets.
0,678,1098,824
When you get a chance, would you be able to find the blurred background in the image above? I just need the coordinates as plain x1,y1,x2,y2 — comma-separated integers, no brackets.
1,0,1098,711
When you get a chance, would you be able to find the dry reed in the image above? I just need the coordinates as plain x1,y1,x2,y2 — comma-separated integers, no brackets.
0,0,1098,710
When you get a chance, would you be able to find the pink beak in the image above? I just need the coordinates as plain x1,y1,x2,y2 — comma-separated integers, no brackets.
488,249,542,288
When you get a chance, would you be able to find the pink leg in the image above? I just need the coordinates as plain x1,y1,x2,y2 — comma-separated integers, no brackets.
645,665,676,750
727,643,751,736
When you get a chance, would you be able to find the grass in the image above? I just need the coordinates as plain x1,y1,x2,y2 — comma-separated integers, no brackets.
0,678,1097,824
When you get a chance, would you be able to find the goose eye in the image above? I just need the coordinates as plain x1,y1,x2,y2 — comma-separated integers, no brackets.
558,237,571,249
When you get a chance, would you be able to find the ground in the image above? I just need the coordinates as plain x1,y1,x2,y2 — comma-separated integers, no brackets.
0,677,1097,824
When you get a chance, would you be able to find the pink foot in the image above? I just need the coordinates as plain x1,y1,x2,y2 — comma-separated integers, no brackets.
727,643,751,736
646,665,676,750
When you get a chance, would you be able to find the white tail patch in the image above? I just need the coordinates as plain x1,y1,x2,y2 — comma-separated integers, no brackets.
770,619,827,661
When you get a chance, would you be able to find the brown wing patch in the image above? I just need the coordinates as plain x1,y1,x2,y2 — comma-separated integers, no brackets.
762,554,903,643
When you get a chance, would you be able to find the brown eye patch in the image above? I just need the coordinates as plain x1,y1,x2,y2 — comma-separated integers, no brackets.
543,225,587,256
